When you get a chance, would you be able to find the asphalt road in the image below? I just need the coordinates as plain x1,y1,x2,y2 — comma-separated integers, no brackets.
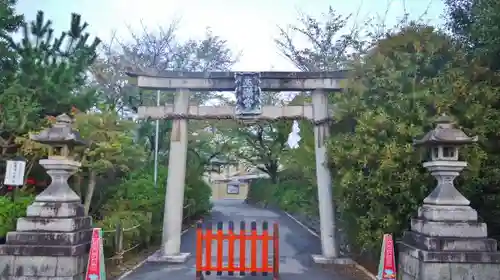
121,199,350,280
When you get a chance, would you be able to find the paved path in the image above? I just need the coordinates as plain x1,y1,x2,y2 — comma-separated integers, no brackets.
122,199,349,280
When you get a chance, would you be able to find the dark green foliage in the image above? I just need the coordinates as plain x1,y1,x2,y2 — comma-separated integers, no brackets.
328,23,498,254
0,193,34,237
247,169,317,215
246,178,278,207
445,0,500,236
248,23,500,265
445,0,500,70
0,0,23,91
100,167,168,215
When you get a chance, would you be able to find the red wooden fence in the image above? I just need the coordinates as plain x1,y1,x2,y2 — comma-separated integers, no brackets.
196,220,279,279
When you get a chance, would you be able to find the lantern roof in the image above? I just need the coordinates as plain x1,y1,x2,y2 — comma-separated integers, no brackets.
414,114,478,146
30,114,86,146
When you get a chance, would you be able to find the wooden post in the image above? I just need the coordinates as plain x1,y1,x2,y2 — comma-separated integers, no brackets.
114,222,123,265
145,212,152,247
185,204,191,222
273,222,280,280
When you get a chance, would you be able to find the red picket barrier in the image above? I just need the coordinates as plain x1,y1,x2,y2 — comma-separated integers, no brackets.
196,220,279,279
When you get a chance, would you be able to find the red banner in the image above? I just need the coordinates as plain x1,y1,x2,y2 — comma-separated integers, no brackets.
85,228,105,280
381,234,396,279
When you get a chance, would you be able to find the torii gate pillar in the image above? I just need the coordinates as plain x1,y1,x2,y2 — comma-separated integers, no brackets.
311,89,340,264
162,88,191,262
128,70,351,264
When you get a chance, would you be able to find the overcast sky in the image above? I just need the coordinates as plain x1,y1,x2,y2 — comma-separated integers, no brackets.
16,0,446,72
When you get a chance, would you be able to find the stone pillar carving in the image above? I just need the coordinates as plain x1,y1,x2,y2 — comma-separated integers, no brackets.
148,88,191,263
398,115,500,280
0,114,91,280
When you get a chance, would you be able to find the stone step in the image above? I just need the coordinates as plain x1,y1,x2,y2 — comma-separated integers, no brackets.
417,204,478,221
16,216,92,232
0,255,87,278
402,231,498,252
26,201,85,218
0,242,89,256
399,242,500,263
410,218,488,238
6,229,92,246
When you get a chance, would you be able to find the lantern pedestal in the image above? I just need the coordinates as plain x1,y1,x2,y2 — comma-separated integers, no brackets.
0,157,91,280
33,158,81,202
398,160,500,280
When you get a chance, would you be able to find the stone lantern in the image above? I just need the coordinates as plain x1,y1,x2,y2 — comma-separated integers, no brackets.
0,113,91,280
30,113,86,202
398,114,500,280
413,114,478,207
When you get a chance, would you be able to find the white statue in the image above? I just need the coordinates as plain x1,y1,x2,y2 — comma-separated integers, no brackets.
287,120,301,149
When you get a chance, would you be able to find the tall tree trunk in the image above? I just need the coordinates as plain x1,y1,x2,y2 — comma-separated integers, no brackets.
84,170,96,215
268,162,279,184
270,172,279,184
73,173,82,198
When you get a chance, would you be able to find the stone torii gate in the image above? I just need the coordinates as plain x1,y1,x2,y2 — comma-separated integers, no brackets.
127,71,349,264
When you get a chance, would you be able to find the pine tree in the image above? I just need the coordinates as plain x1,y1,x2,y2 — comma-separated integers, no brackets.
0,8,101,163
10,11,101,116
0,0,24,92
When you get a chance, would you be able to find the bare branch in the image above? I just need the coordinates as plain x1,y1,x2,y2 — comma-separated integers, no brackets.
275,6,363,71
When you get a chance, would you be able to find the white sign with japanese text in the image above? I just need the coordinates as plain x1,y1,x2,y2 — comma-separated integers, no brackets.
4,160,26,186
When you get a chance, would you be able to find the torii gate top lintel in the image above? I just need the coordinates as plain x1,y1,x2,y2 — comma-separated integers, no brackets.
126,70,348,79
126,70,348,91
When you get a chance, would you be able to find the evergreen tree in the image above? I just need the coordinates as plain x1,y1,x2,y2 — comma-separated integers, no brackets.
327,24,500,254
11,11,101,117
1,9,101,164
445,0,500,70
0,0,24,92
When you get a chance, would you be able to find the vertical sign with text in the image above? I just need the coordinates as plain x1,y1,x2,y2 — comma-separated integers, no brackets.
4,159,26,186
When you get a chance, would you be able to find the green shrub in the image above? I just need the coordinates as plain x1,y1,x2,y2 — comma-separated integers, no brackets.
247,171,317,217
95,210,151,257
185,176,212,216
246,178,276,206
102,167,167,215
100,167,166,243
0,193,35,237
98,164,213,252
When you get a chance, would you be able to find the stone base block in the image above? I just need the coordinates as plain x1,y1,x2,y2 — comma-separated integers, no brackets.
311,254,354,265
0,255,87,279
4,275,85,280
0,243,89,256
398,241,500,280
410,218,487,238
26,202,85,218
402,231,497,252
400,241,500,263
6,230,92,246
16,217,91,232
418,204,478,221
146,250,191,263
